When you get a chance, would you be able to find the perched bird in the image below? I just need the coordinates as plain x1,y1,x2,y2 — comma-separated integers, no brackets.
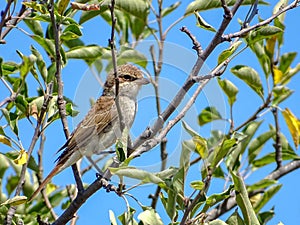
29,64,149,201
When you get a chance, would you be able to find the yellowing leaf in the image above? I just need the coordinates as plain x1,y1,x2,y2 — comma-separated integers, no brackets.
273,67,284,85
282,108,300,148
0,135,11,146
193,135,208,159
46,183,57,195
14,149,28,165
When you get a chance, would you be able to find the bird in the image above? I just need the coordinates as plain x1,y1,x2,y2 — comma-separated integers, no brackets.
29,64,149,201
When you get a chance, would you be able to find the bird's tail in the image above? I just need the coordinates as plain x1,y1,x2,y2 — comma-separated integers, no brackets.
27,163,63,202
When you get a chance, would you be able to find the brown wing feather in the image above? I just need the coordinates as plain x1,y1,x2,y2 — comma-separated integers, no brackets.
28,96,118,201
56,96,117,164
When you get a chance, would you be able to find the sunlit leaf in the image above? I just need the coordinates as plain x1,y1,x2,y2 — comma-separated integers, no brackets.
218,41,242,65
231,171,260,225
205,185,233,207
190,180,205,190
0,135,11,147
231,65,264,99
247,26,283,45
247,179,277,193
282,108,300,148
279,52,297,74
66,45,103,60
0,196,27,206
195,13,216,32
109,210,118,225
226,210,245,225
198,106,222,126
193,135,208,159
109,167,164,185
248,130,275,164
253,148,300,168
249,41,271,77
14,149,28,165
217,78,239,106
61,24,83,41
185,0,268,15
272,86,293,106
161,2,181,17
57,0,70,15
138,209,163,225
24,18,43,37
273,66,283,85
253,185,282,212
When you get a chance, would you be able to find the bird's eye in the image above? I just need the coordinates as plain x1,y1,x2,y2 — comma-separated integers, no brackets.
122,74,135,81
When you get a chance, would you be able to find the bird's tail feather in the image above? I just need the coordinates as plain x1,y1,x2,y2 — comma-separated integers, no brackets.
27,163,63,202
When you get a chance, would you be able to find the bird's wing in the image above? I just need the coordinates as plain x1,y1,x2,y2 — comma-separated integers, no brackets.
56,96,118,164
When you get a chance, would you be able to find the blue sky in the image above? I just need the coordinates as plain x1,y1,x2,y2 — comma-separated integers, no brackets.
1,1,300,224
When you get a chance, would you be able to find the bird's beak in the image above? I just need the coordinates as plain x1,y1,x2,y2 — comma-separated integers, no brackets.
137,77,150,85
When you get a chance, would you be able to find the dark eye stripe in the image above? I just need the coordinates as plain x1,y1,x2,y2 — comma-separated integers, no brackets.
121,74,136,81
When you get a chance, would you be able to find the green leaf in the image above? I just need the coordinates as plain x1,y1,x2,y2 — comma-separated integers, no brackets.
226,211,245,225
30,45,47,81
65,102,79,117
247,26,283,45
212,138,236,169
198,106,222,126
23,18,44,37
257,210,275,225
118,207,137,225
0,154,10,178
231,171,260,225
247,179,277,193
15,95,29,115
57,0,70,15
218,41,242,64
31,35,55,58
109,167,164,185
61,24,82,41
205,185,233,207
1,61,19,76
137,209,163,225
272,86,293,106
231,65,264,99
279,52,297,74
248,130,275,164
66,45,103,60
226,121,262,170
185,0,269,15
0,196,27,206
253,185,282,212
190,180,205,190
253,148,300,168
217,78,239,106
161,2,181,17
182,120,199,137
208,219,229,225
281,63,300,85
18,53,36,78
195,13,216,32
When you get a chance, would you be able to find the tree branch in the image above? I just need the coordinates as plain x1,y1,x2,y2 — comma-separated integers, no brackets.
48,0,84,194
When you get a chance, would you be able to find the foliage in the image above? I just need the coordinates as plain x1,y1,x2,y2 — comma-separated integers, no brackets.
0,0,299,225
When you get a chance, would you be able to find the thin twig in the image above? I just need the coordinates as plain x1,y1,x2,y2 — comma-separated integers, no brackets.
222,0,300,41
48,0,84,193
5,89,53,225
180,26,203,55
272,107,282,168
